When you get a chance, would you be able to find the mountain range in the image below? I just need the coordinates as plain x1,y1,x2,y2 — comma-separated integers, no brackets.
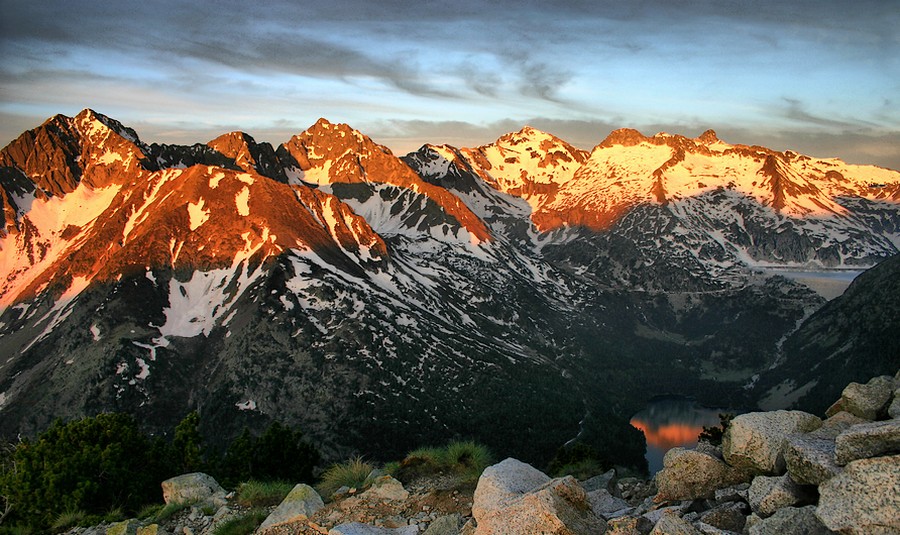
1,109,898,467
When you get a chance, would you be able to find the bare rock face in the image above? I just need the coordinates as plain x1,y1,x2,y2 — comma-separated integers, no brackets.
654,447,747,501
834,419,900,465
160,472,226,507
723,411,822,475
816,454,900,534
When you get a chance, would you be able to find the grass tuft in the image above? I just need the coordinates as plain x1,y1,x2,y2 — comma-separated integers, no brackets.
211,509,268,535
236,480,294,507
316,456,375,498
395,441,493,483
136,503,165,521
51,508,86,531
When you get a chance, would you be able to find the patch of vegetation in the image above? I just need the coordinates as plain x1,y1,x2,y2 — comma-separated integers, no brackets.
698,413,735,446
50,508,86,531
211,509,268,535
235,480,293,507
316,457,375,498
0,413,169,530
394,441,493,483
153,501,191,523
550,458,608,480
136,503,165,521
217,424,320,488
547,443,614,480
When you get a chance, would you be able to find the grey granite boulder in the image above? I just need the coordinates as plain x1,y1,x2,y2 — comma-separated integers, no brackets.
160,472,226,507
827,375,893,420
471,457,550,520
722,411,821,476
474,473,607,535
588,488,631,519
784,434,842,485
816,454,900,534
834,419,900,465
889,388,900,419
747,506,832,535
648,511,700,535
747,474,814,517
258,484,324,531
423,514,462,535
655,448,746,501
697,502,748,532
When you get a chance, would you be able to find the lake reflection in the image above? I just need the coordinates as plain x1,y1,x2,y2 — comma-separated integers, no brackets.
630,398,724,475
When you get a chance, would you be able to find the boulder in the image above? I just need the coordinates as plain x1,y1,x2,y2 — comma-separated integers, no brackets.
655,448,746,501
889,389,900,419
783,434,841,485
474,475,607,534
329,523,418,535
827,375,893,420
816,454,900,534
471,458,550,519
257,484,324,532
834,419,900,465
713,483,749,504
135,526,164,535
588,488,631,518
722,411,821,475
816,411,868,438
106,520,139,535
747,474,814,517
648,511,700,535
160,472,226,507
697,502,748,532
360,475,409,502
747,506,832,535
583,469,620,496
606,515,653,535
423,514,462,535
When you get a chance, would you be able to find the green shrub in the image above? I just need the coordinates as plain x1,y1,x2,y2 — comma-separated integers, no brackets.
698,413,735,446
316,457,375,498
211,509,268,535
235,480,293,507
217,424,320,488
0,413,167,530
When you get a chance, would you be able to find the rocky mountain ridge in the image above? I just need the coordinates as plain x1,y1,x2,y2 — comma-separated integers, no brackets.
1,109,898,468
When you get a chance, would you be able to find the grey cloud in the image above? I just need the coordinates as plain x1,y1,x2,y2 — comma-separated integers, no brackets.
781,98,876,129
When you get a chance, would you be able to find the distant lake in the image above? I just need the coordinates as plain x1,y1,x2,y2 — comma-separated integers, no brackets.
630,398,725,475
764,269,862,300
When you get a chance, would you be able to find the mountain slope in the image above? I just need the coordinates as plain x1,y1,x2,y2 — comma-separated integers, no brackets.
0,110,898,470
753,253,900,413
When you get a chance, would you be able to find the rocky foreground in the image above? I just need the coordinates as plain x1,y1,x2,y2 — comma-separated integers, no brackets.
70,371,899,535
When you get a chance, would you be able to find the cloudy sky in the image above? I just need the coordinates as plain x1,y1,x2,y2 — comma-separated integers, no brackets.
2,0,898,168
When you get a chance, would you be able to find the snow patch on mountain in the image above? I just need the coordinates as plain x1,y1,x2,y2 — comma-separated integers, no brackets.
187,198,210,231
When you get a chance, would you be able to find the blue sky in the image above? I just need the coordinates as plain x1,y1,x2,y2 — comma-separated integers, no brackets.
1,0,898,169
